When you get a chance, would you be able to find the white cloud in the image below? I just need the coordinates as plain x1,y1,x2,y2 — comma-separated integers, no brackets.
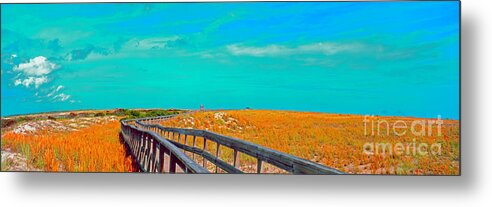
46,85,73,102
226,42,363,57
47,85,64,97
53,93,71,102
297,42,363,55
11,56,59,89
13,56,58,76
14,76,48,88
227,44,288,57
10,56,73,102
55,85,64,92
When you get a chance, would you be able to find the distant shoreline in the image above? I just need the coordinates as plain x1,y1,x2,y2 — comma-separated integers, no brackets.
1,107,459,121
1,108,190,119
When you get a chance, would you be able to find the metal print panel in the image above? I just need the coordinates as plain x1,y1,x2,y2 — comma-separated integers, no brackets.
0,1,460,175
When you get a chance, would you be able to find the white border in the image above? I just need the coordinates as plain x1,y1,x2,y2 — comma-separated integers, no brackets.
2,0,491,206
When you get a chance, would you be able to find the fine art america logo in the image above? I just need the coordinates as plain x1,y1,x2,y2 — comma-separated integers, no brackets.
362,115,443,156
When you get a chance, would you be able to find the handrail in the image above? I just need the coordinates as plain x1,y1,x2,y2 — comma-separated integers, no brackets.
120,119,209,173
131,115,344,175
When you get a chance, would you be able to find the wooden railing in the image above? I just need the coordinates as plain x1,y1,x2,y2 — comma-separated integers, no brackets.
120,115,344,174
120,118,209,173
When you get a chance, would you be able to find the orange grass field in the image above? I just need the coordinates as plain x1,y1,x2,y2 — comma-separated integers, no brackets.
1,110,459,174
160,110,460,175
1,120,136,172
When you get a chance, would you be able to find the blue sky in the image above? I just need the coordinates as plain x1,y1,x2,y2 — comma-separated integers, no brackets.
1,2,459,119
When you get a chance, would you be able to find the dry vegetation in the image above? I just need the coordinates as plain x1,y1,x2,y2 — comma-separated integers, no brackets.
1,109,459,174
160,110,460,175
1,117,136,172
0,108,181,172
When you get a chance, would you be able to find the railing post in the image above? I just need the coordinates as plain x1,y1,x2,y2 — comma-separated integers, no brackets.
145,135,151,172
130,132,135,154
169,152,176,173
133,132,138,154
192,135,196,160
142,134,149,171
138,132,145,168
233,149,240,168
257,159,263,174
144,136,149,172
215,143,220,173
150,138,157,172
203,139,207,168
157,144,164,173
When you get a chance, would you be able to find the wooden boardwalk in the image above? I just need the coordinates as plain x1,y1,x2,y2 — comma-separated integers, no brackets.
120,115,344,174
